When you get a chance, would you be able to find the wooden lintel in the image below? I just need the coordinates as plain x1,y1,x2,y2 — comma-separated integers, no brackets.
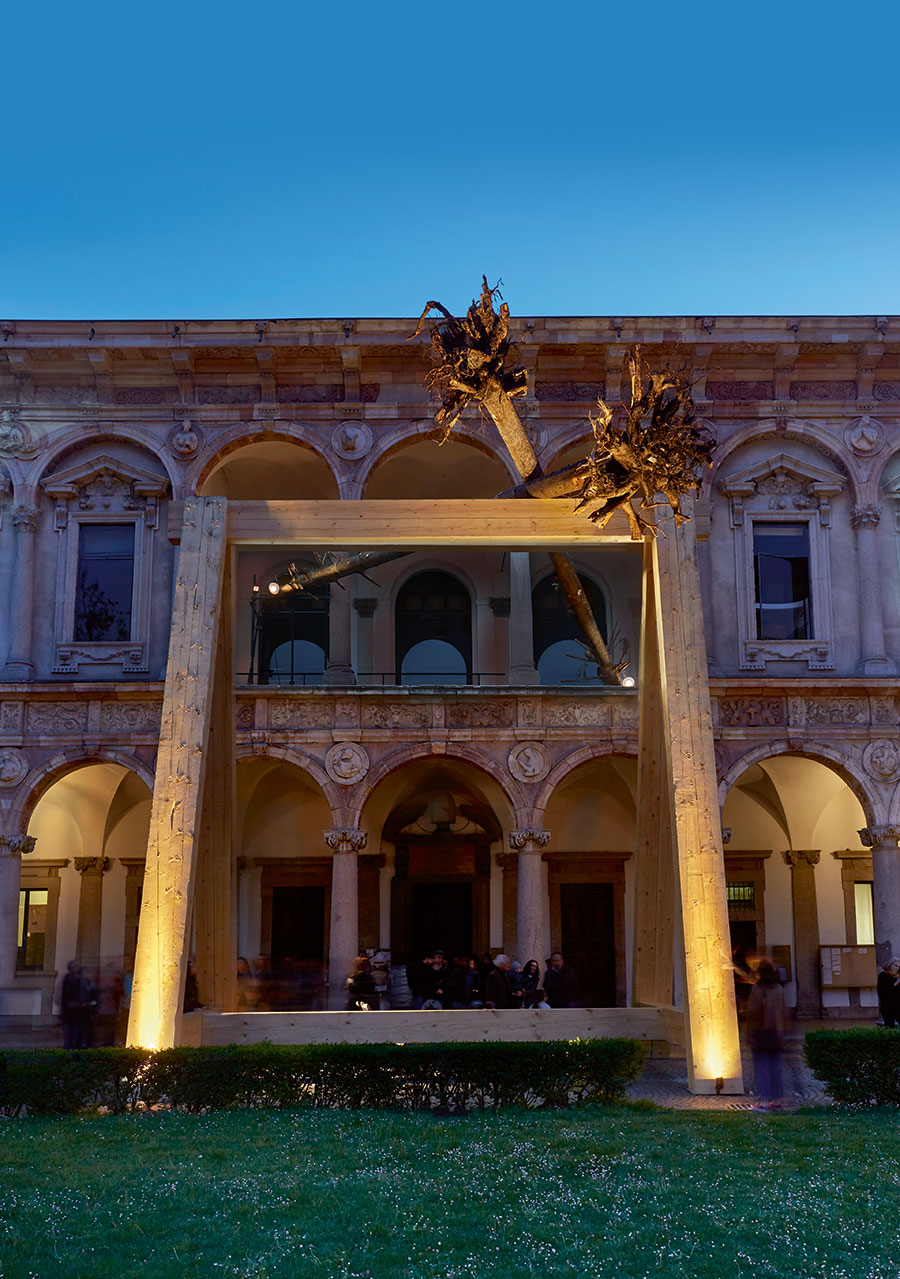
167,499,635,548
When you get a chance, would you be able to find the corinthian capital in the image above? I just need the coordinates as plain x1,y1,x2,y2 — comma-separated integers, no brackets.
0,833,36,857
11,505,38,532
859,825,900,848
783,848,821,867
509,829,551,851
852,503,882,529
324,829,367,853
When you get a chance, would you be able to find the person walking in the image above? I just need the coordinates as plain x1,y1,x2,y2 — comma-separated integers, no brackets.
747,959,786,1110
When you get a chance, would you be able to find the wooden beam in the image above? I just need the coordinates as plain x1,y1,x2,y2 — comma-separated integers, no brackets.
167,499,634,547
128,497,228,1050
651,502,743,1094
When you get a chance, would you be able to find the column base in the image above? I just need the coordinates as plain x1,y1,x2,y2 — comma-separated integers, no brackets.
508,665,541,685
859,656,896,675
323,666,357,686
2,661,34,681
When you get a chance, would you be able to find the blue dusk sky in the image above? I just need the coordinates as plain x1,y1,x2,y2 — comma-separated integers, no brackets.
3,1,898,320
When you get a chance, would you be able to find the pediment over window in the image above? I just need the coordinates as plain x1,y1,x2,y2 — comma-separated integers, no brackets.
718,453,844,527
41,455,169,529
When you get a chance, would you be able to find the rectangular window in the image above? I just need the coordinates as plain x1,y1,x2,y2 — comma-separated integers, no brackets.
74,524,135,642
753,522,812,640
727,881,756,909
17,888,48,969
854,881,875,945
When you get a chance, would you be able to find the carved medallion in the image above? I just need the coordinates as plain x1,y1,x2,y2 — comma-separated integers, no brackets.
168,420,203,459
863,739,900,782
325,741,370,784
0,409,42,458
331,421,373,460
0,747,28,786
844,416,884,457
507,741,550,783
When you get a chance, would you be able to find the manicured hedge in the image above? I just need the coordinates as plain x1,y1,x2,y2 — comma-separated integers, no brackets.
0,1039,647,1116
805,1028,900,1106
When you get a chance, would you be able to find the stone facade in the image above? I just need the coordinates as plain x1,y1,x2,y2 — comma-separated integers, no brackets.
2,313,899,1027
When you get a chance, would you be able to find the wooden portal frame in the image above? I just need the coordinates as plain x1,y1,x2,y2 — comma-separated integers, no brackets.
130,496,742,1093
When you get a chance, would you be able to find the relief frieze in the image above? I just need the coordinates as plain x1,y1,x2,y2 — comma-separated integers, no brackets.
268,699,334,730
446,702,514,728
25,703,89,733
235,700,254,731
362,703,429,729
717,698,787,727
805,698,867,725
100,703,161,734
545,701,613,728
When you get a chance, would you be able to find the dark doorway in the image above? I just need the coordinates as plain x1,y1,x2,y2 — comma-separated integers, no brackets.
729,919,758,1010
560,882,615,1006
271,886,326,969
410,883,473,960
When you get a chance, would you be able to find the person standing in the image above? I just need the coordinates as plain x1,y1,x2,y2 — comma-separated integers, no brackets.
877,958,900,1028
543,952,580,1008
485,954,513,1008
747,959,787,1110
60,960,95,1049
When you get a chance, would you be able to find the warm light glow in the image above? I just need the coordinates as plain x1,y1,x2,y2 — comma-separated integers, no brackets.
267,580,281,595
622,676,635,687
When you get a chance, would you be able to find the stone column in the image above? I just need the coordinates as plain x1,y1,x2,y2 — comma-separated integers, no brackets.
75,856,110,971
324,582,355,685
859,825,900,968
496,853,518,958
508,553,539,684
783,849,821,1016
852,505,893,674
4,506,38,679
353,598,377,685
0,834,36,987
510,830,550,966
326,829,366,1008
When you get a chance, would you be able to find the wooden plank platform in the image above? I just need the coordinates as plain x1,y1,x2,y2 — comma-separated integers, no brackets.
197,1006,684,1047
168,499,635,547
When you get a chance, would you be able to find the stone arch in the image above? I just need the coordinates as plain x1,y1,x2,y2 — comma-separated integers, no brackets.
29,424,178,494
718,740,878,827
535,743,638,815
189,425,339,499
352,741,521,833
11,748,155,834
544,427,594,475
357,423,517,500
234,743,340,813
704,419,862,504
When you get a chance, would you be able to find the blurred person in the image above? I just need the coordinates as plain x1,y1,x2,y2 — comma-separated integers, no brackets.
520,958,541,1007
507,960,525,1008
747,959,786,1110
346,956,378,1011
485,954,513,1008
60,960,96,1050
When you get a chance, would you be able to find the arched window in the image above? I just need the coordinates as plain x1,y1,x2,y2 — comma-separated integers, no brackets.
532,572,607,684
395,571,472,685
251,581,329,685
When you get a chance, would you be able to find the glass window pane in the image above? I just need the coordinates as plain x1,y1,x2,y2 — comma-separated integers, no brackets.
854,882,875,945
401,639,467,685
74,524,135,642
17,888,48,970
753,522,812,640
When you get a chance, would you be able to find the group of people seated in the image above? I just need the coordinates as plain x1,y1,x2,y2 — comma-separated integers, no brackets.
404,950,581,1011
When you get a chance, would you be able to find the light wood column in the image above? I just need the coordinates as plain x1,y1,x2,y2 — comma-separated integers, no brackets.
649,507,742,1093
128,497,229,1049
783,849,821,1016
859,825,900,968
632,537,676,1007
326,829,365,1008
193,546,237,1011
0,835,36,986
511,830,550,967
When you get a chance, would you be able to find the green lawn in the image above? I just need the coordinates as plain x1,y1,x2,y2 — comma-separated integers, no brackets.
1,1108,897,1278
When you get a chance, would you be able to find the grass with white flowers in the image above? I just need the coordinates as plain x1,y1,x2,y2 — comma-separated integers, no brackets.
2,1107,898,1278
